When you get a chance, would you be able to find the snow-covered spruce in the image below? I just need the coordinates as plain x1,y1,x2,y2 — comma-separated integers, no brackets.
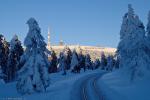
100,52,107,70
114,55,120,69
147,11,150,38
146,11,150,49
93,59,100,69
0,34,9,81
48,49,58,73
57,46,72,75
63,45,72,70
76,45,85,70
58,52,67,75
6,35,23,82
85,54,92,70
70,49,79,72
16,18,50,94
117,4,150,81
0,66,3,79
106,55,114,71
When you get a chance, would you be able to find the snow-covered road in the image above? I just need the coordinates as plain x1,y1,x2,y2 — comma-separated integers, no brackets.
71,72,105,100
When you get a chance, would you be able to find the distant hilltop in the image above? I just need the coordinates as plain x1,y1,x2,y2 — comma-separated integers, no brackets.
47,45,116,61
46,28,116,60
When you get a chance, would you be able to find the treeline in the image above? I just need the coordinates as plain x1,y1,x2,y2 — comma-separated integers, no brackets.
0,33,119,83
48,46,119,75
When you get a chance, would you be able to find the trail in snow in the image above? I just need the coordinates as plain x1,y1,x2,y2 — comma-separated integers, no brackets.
71,72,105,100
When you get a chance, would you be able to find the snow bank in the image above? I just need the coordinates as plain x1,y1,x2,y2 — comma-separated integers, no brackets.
98,70,150,100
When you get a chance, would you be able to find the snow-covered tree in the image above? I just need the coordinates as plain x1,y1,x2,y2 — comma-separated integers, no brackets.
57,52,63,71
0,66,3,79
0,65,5,83
146,11,150,38
63,45,72,70
76,46,85,70
71,49,80,73
57,46,72,75
0,34,9,81
117,4,150,81
48,49,58,73
0,35,5,71
6,35,23,82
113,54,120,69
100,52,107,70
93,59,100,69
85,54,92,70
106,55,114,71
16,18,50,94
58,52,67,75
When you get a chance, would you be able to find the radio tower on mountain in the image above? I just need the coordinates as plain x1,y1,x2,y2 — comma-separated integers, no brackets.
47,27,51,49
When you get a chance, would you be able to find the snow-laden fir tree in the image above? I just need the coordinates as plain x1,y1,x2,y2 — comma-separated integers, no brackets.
146,11,150,56
48,49,57,73
6,35,23,82
117,4,150,81
71,49,79,72
57,46,72,75
0,34,9,81
100,52,107,70
146,11,150,38
0,66,3,79
94,59,100,69
57,52,63,71
85,54,92,70
106,55,114,71
76,45,85,70
58,52,67,75
0,35,5,72
0,65,5,83
63,45,72,70
114,54,120,69
16,18,50,94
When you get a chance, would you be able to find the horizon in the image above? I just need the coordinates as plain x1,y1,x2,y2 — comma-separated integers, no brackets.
0,0,150,48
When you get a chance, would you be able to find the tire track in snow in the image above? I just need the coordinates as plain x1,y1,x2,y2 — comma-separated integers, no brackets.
81,73,105,100
93,75,105,100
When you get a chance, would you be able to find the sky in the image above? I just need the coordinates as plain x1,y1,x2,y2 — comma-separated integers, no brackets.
0,0,150,48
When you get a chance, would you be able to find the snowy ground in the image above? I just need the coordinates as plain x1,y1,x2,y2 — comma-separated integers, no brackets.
0,69,105,100
1,69,148,100
98,70,150,100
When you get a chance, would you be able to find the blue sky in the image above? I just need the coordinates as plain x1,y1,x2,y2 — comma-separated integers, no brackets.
0,0,149,47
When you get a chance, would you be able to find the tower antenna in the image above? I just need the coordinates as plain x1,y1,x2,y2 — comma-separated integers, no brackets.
47,27,51,49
